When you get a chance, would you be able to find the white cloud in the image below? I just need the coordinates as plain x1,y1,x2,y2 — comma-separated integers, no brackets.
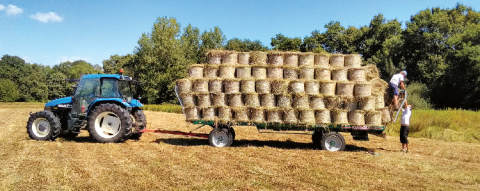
59,56,88,63
6,4,23,16
0,5,5,11
21,56,32,63
30,12,63,23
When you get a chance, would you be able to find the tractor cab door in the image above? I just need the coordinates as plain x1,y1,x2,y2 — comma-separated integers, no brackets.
71,78,101,117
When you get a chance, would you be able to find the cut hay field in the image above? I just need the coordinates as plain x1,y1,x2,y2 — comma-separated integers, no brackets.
0,103,479,190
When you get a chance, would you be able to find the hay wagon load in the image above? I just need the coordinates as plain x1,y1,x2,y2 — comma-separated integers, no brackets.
172,50,391,151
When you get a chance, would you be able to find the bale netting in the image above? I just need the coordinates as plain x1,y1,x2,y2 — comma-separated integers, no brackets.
315,109,331,124
208,79,223,93
336,81,355,97
205,65,220,78
217,107,232,122
267,52,284,66
202,107,216,121
207,50,223,65
332,68,348,81
290,80,305,94
196,93,211,108
332,109,349,125
320,81,336,96
250,107,266,123
299,66,315,80
245,93,260,107
283,67,298,80
299,53,314,67
184,107,201,122
375,95,385,109
176,79,192,94
293,94,310,109
348,67,366,82
305,80,320,95
219,65,236,78
228,93,244,107
252,66,267,79
284,52,299,67
371,78,388,96
256,79,271,94
300,109,316,125
330,54,345,67
188,64,204,78
238,52,250,65
358,96,375,111
180,93,196,107
344,54,362,68
212,93,227,107
224,79,240,94
381,107,392,124
354,82,372,97
348,110,365,126
277,94,292,108
250,51,267,64
222,51,238,64
344,100,358,111
271,80,289,94
315,67,331,81
240,79,256,93
366,111,382,127
236,66,252,78
283,109,298,124
310,95,325,110
314,53,330,67
260,94,276,108
267,67,283,79
232,107,249,122
193,79,209,92
365,64,380,81
267,109,283,123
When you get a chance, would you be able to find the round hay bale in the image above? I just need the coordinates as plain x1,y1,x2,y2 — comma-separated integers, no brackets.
193,79,209,92
336,81,355,97
314,53,330,67
381,107,392,124
233,107,249,122
371,78,388,96
180,93,196,107
267,67,283,79
217,107,232,121
366,111,382,127
299,53,314,67
202,107,216,121
332,110,349,125
315,110,331,124
348,67,366,82
222,51,238,64
332,68,348,81
212,93,227,107
252,66,267,79
184,107,201,122
315,67,331,81
224,79,240,94
205,65,220,78
189,64,204,78
236,66,252,78
344,100,358,111
267,52,284,66
245,93,260,107
219,65,236,78
260,94,276,108
330,54,345,67
197,93,211,107
299,67,315,80
300,109,315,125
358,96,375,111
208,79,223,93
344,54,362,68
228,94,244,107
271,80,289,94
320,81,336,96
267,109,282,123
238,52,250,65
250,108,265,123
365,64,380,81
207,50,223,65
310,96,325,110
283,109,298,124
293,94,310,109
250,51,267,64
375,95,385,109
277,94,292,108
326,97,343,109
305,80,320,95
290,81,305,94
283,67,298,80
241,79,256,93
176,79,192,94
354,82,372,97
348,110,365,125
284,53,299,67
256,80,271,94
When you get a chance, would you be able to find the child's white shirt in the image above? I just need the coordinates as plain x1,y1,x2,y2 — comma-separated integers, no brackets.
401,106,412,125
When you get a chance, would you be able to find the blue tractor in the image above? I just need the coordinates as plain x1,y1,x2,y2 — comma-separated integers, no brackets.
26,74,146,143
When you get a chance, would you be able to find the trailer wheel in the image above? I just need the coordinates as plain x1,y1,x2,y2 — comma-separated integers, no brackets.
312,129,324,148
208,128,233,147
320,132,346,152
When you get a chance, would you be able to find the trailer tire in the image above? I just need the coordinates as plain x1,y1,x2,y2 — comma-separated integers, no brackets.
312,129,324,148
208,128,233,147
87,104,132,143
26,110,61,141
320,132,346,152
129,109,146,140
218,124,235,140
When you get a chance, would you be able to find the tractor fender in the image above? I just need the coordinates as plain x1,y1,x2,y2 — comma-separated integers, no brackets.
86,98,131,116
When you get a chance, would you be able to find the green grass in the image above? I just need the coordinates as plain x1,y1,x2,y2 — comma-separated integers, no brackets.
386,109,480,143
142,104,183,114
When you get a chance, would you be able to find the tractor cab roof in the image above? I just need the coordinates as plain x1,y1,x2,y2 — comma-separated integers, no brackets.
81,74,132,80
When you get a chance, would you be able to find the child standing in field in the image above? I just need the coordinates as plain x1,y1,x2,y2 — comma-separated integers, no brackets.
401,104,412,153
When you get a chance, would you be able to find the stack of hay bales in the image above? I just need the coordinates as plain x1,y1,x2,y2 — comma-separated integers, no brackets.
176,50,391,127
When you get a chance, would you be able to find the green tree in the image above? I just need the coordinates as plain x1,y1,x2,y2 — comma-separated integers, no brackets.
181,24,201,64
226,38,268,52
103,54,136,76
271,34,302,51
199,27,226,63
0,79,20,102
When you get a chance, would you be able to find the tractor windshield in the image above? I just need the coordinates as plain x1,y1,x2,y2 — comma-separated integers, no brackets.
118,80,133,102
74,79,100,98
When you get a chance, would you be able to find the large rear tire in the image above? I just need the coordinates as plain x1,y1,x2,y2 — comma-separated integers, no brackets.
129,109,146,140
87,104,132,143
320,132,346,152
208,128,233,147
26,110,61,141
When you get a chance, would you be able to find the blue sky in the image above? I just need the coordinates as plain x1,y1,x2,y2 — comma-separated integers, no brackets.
1,0,479,67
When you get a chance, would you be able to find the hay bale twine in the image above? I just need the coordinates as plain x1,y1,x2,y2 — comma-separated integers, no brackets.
314,53,330,67
236,66,252,78
202,107,216,121
207,50,223,65
344,100,358,111
330,54,345,67
310,96,325,110
196,93,211,107
305,80,320,95
299,53,314,67
189,64,204,78
250,108,265,123
222,51,238,64
348,110,365,125
271,80,289,94
267,67,283,79
238,52,250,65
348,67,366,82
315,67,331,81
365,64,380,81
240,79,256,93
205,65,219,78
284,53,299,67
184,107,201,122
354,82,372,97
344,54,362,68
245,93,260,107
212,93,227,107
315,109,331,124
293,94,309,109
336,81,355,97
332,110,349,125
250,51,267,64
217,107,232,121
180,93,196,107
208,79,223,93
224,79,240,94
290,80,305,94
283,109,298,124
300,109,316,125
228,93,244,107
277,94,292,108
219,65,236,78
332,68,348,81
375,95,385,109
267,52,284,66
176,79,192,94
267,109,282,123
260,94,276,108
256,80,271,94
320,81,336,96
299,67,315,80
366,111,382,127
381,107,392,124
371,78,388,96
358,96,375,111
233,107,249,122
193,79,209,92
283,67,298,80
252,66,267,79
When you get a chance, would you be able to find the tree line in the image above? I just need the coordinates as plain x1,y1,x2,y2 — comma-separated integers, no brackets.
1,4,480,109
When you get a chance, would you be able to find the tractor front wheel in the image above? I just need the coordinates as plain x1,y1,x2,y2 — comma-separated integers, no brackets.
87,104,132,143
26,110,61,141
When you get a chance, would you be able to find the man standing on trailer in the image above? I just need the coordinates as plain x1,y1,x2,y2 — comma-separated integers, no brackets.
389,70,407,109
400,103,412,153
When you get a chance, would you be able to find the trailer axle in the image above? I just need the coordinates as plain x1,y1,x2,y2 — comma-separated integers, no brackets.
139,129,209,139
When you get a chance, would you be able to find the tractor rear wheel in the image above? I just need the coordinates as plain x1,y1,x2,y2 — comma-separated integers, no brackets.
87,104,132,143
26,110,61,141
129,109,146,140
